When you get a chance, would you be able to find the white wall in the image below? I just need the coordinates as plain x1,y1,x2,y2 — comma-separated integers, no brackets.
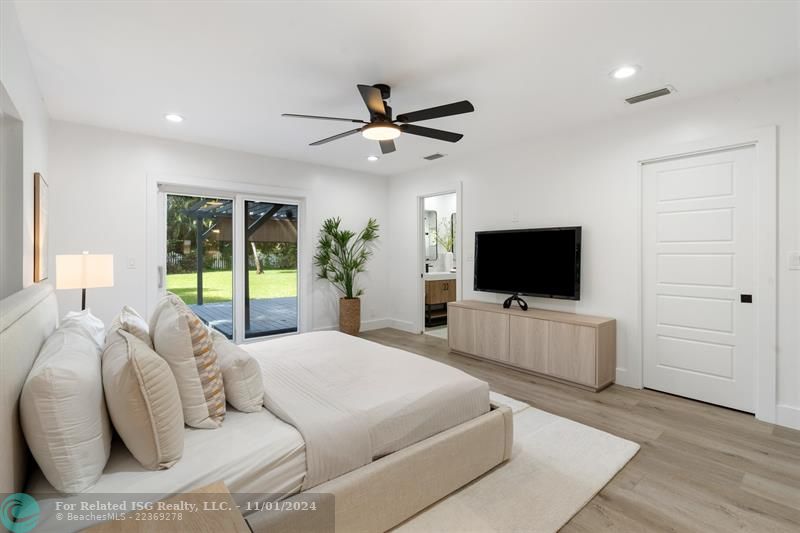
47,121,390,331
1,93,24,298
386,75,800,424
0,1,49,297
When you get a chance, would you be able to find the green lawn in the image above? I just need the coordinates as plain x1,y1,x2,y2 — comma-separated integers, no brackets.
166,269,297,305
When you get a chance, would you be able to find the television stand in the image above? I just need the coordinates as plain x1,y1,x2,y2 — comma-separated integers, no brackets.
448,300,616,392
502,293,528,311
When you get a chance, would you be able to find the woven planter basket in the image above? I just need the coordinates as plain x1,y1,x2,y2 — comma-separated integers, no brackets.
339,297,361,336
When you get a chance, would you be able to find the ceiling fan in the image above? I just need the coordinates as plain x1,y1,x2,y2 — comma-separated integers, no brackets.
282,83,474,154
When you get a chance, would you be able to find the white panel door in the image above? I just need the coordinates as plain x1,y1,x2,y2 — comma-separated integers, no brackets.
643,146,756,412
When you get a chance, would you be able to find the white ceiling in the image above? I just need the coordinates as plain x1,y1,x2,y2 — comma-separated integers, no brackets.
14,1,799,176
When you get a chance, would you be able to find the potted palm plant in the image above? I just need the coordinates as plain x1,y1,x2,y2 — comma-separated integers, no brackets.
314,217,379,335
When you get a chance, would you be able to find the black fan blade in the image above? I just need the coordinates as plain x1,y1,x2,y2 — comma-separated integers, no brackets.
309,128,362,146
357,84,387,118
396,100,474,123
282,113,365,124
401,124,463,143
379,140,396,154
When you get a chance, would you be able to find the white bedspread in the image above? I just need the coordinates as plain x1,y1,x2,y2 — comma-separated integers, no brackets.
244,331,489,489
26,408,306,532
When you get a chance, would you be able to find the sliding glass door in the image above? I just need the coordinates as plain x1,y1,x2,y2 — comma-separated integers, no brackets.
165,194,235,337
243,200,298,338
162,191,299,341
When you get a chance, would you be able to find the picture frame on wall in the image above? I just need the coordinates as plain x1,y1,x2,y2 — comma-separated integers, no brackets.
34,172,49,282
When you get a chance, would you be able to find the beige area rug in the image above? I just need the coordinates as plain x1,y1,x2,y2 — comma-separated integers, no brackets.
395,392,640,533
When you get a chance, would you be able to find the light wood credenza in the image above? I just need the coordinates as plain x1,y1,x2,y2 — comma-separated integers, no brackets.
448,300,616,391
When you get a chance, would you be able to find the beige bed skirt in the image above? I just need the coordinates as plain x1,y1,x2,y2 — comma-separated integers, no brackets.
248,403,513,533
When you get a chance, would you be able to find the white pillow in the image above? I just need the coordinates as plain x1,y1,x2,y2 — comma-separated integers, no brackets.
20,325,111,493
61,309,106,348
150,293,226,428
103,330,184,470
208,327,265,412
108,305,152,348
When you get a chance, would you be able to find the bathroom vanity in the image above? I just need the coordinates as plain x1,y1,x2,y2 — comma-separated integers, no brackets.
424,273,457,327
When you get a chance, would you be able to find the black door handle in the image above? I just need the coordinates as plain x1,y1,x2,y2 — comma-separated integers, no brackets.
740,294,753,303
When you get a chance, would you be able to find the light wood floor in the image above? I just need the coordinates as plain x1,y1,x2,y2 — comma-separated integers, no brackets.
361,328,800,533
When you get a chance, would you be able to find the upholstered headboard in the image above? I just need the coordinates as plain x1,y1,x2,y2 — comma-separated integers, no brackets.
0,283,58,493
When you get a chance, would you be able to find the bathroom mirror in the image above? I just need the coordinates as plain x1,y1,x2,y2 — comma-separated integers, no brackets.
424,210,438,261
451,212,456,258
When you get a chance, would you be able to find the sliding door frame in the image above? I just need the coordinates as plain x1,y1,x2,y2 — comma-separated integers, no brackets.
236,193,301,340
146,174,310,343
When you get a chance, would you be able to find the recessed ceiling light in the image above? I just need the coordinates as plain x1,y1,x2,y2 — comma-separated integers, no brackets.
164,113,184,123
367,155,379,162
610,65,639,80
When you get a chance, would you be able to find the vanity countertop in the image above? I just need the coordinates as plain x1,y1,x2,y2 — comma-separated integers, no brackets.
423,271,457,281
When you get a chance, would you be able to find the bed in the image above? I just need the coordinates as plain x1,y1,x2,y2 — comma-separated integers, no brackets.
26,408,307,531
1,284,513,532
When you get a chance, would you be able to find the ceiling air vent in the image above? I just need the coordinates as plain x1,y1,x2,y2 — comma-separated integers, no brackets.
625,87,673,105
423,153,446,161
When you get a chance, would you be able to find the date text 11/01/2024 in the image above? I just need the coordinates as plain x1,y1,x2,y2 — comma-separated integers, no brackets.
244,501,319,512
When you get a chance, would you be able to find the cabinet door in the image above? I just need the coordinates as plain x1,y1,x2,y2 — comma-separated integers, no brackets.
475,311,510,362
426,280,452,305
424,281,435,305
444,280,457,302
448,306,477,354
548,322,597,386
509,316,548,373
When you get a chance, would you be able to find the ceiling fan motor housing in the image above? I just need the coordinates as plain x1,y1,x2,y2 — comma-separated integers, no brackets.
372,83,391,100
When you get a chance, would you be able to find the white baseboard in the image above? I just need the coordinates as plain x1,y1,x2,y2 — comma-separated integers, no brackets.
361,318,394,331
312,318,397,333
613,367,641,389
385,318,417,333
776,404,800,430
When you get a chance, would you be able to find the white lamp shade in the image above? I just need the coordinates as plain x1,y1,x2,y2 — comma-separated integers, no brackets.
56,254,114,290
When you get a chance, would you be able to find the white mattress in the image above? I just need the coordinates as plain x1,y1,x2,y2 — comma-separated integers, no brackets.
26,408,306,532
245,331,490,461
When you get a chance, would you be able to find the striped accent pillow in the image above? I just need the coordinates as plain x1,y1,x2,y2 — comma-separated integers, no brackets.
150,293,226,429
185,312,226,424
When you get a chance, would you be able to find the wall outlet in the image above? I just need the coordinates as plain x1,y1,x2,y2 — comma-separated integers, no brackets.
789,251,800,271
127,257,137,269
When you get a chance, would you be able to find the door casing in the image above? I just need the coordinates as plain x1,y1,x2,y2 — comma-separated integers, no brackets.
636,127,777,423
416,184,463,335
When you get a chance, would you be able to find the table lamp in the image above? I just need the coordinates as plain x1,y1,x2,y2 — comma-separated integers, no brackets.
56,252,114,310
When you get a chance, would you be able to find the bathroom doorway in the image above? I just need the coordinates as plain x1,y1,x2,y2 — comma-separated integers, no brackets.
418,191,459,338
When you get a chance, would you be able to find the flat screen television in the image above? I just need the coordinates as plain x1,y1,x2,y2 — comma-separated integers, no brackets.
474,227,581,300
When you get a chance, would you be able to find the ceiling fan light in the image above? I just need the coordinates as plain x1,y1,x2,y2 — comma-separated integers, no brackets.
362,123,401,141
